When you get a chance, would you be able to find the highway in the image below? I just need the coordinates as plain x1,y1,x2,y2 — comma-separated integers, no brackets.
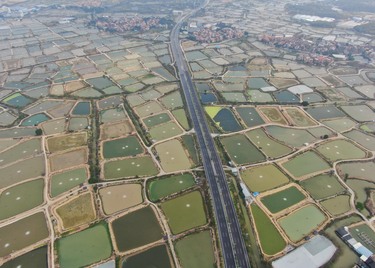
169,5,251,268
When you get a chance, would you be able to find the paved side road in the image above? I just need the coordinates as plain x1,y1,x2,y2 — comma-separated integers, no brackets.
169,5,251,268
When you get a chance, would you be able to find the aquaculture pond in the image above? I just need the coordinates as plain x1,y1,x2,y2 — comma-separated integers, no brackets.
0,212,49,258
261,186,305,214
2,246,48,268
320,195,351,216
282,151,330,179
265,125,317,147
21,113,50,126
148,173,195,202
2,93,33,108
0,178,44,220
0,138,41,167
302,92,325,103
337,161,375,182
68,117,88,131
205,107,243,132
195,82,212,93
200,92,217,103
341,105,375,122
306,105,345,121
235,107,265,127
161,191,207,234
0,155,45,188
344,129,375,151
301,173,346,200
111,206,163,251
221,134,265,165
247,78,269,89
50,167,88,197
246,128,292,159
0,127,37,138
273,90,299,103
250,204,286,255
103,156,158,180
241,164,289,192
278,205,326,242
87,76,114,90
149,121,183,141
175,231,215,268
316,139,367,162
102,136,144,159
99,184,143,215
122,245,172,268
72,101,91,115
143,113,171,128
155,139,192,172
322,118,356,133
57,223,112,268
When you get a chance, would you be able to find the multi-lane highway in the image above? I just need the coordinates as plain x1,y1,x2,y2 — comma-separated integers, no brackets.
169,6,251,268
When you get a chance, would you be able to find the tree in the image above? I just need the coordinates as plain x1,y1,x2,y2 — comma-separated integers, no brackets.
35,129,43,136
356,202,364,211
301,101,309,106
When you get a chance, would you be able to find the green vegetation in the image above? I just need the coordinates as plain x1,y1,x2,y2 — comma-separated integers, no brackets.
56,193,96,230
181,135,200,165
47,133,87,153
346,179,375,217
161,191,207,234
250,204,286,255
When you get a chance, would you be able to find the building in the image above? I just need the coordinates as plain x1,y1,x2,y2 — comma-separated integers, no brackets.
336,226,375,267
272,235,337,268
240,183,252,203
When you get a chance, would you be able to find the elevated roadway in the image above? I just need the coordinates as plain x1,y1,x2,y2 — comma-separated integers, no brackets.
169,5,251,268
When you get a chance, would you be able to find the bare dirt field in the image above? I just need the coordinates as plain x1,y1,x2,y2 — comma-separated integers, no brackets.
100,120,134,140
49,148,88,172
